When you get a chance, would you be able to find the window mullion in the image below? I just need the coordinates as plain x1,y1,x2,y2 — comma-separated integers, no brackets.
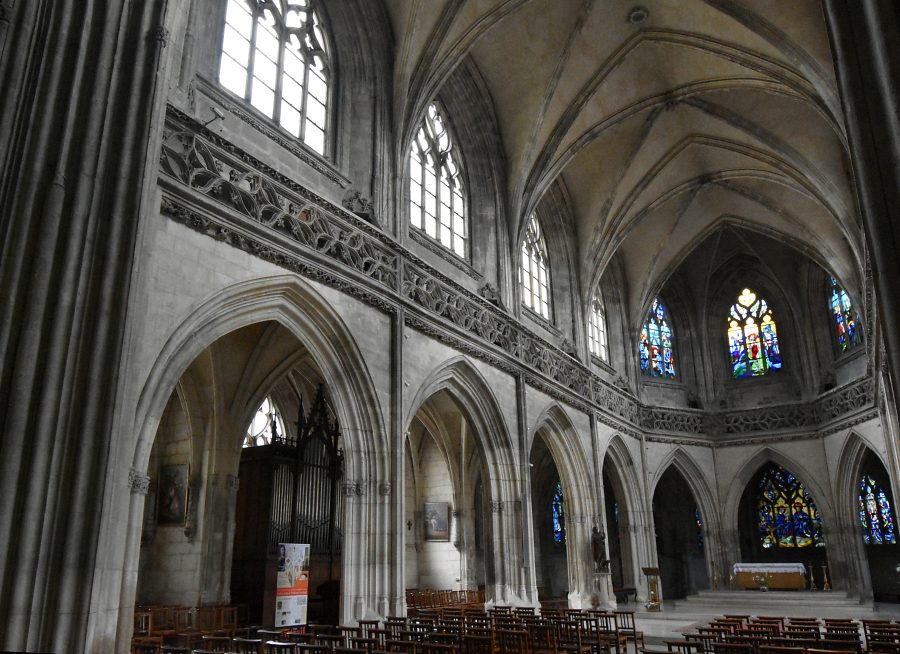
273,22,286,124
246,9,260,101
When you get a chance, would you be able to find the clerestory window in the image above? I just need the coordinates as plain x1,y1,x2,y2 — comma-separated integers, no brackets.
588,290,609,361
409,103,467,257
218,0,330,155
521,214,551,320
639,298,675,378
829,276,863,353
727,288,782,378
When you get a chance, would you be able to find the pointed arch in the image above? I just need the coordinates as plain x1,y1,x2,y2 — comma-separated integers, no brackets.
404,357,515,473
528,404,596,522
133,275,388,481
405,356,521,601
723,446,833,539
651,448,720,537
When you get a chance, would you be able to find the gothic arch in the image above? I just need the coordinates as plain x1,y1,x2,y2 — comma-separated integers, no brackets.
602,434,644,518
404,356,523,602
722,446,835,546
121,274,390,629
529,404,596,606
651,448,720,537
405,357,516,478
132,275,388,480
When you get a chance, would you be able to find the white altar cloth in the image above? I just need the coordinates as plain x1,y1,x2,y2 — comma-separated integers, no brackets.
733,563,806,575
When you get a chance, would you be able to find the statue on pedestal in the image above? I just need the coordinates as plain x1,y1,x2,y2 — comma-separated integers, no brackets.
591,526,610,573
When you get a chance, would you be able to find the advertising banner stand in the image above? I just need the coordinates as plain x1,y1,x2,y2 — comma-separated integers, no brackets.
275,543,311,627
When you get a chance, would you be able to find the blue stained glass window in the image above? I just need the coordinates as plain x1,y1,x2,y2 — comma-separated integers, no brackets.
830,277,862,352
695,508,704,550
728,288,782,378
757,464,824,548
552,481,566,544
639,298,675,378
859,474,896,545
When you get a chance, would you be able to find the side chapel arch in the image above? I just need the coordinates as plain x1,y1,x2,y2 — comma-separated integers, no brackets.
121,275,389,638
403,357,522,604
528,404,597,607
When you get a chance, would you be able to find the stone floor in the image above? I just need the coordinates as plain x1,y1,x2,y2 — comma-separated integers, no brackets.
631,591,900,644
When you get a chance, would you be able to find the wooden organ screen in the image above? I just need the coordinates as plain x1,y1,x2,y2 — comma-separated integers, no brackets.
231,386,343,626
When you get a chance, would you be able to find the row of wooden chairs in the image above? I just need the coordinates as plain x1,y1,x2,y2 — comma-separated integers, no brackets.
406,590,486,612
133,607,645,654
654,615,900,654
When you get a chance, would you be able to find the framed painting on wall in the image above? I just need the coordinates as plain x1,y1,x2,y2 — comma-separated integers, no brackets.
157,464,189,525
424,502,450,541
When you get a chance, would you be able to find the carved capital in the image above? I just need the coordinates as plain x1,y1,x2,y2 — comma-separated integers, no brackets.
489,501,503,513
226,474,239,491
153,25,170,47
343,480,365,497
378,482,392,496
129,468,151,495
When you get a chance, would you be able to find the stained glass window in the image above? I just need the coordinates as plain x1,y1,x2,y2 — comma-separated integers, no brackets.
521,215,551,319
639,298,675,377
244,396,286,447
695,508,704,550
552,481,566,544
728,288,782,378
218,0,330,154
410,103,467,257
830,277,862,352
859,474,896,545
589,290,609,361
757,464,825,548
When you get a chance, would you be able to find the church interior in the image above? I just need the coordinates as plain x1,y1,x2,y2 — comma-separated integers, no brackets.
2,1,900,652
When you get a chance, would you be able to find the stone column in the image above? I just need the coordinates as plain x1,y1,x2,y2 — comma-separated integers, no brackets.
0,1,169,652
824,0,900,402
515,374,538,606
390,308,406,616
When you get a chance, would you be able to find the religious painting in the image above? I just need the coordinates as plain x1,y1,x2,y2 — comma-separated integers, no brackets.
423,502,450,541
157,464,189,525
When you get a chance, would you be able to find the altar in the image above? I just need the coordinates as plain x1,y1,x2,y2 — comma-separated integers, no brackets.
733,563,806,590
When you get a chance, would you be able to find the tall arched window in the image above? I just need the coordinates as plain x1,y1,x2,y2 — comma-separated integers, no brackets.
552,481,566,544
589,290,609,361
859,474,896,545
218,0,330,154
639,298,675,377
409,103,467,257
829,276,862,352
756,463,824,548
244,396,286,447
521,214,551,319
727,288,782,378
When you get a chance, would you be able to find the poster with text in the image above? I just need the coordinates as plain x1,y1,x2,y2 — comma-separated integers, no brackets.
275,543,310,627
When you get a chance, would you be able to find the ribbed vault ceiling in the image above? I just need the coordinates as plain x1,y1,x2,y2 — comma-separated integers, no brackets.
383,0,862,326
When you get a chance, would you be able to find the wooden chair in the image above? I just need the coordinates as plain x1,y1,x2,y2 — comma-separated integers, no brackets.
710,642,753,654
665,639,704,654
615,611,645,654
527,621,556,654
161,646,191,654
758,645,803,654
198,634,231,652
385,638,417,653
132,640,162,654
495,629,528,654
232,637,263,653
556,620,592,654
418,643,457,654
